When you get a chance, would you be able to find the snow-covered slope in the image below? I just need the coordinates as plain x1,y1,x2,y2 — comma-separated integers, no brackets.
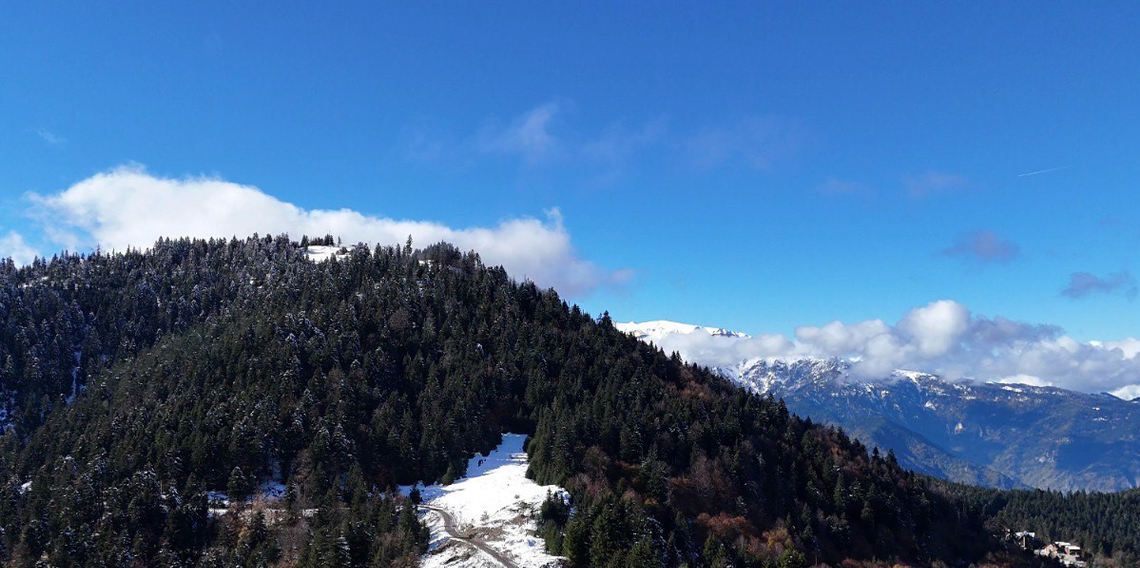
614,320,750,342
403,434,568,568
301,245,348,262
619,320,1140,491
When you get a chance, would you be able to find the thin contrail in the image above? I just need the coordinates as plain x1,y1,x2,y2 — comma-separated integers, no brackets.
1017,165,1069,177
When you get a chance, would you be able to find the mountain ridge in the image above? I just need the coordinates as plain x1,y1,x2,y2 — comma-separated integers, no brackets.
615,319,752,340
619,320,1140,492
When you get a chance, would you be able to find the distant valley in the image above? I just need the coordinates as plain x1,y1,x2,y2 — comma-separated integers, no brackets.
618,321,1140,492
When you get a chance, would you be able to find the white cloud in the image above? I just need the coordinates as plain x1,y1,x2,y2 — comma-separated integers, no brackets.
411,102,808,181
0,231,39,266
795,319,892,355
638,300,1140,394
939,230,1021,264
580,119,667,166
686,115,807,170
996,374,1053,387
898,300,971,356
1094,338,1140,359
33,127,66,145
28,165,630,297
1110,384,1140,401
476,102,562,163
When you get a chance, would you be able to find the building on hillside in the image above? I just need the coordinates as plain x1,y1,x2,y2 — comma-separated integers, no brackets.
1035,541,1088,568
1012,530,1036,550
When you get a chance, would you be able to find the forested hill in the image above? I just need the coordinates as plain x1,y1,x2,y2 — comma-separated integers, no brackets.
934,481,1140,567
0,237,1023,567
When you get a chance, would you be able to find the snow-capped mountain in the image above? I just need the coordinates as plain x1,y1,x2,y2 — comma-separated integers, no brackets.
615,320,751,342
620,321,1140,492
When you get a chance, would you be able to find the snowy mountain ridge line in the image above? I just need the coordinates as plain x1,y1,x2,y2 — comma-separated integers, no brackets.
618,320,1140,491
618,321,956,388
615,299,1140,400
614,320,751,341
617,319,1137,399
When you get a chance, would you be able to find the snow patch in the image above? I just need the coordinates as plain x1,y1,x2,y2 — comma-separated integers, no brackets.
0,391,16,431
402,434,568,568
204,478,289,517
615,320,751,341
259,480,288,499
66,350,83,403
893,370,929,382
302,245,347,262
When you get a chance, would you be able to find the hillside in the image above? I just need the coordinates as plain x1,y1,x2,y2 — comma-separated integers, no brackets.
0,238,1023,568
616,322,1140,492
936,482,1140,566
727,358,1140,492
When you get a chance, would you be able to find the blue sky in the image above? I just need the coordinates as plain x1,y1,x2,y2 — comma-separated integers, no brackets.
3,2,1140,347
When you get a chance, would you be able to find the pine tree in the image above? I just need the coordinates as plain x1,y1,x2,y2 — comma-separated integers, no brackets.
564,515,592,567
627,537,662,568
227,466,252,502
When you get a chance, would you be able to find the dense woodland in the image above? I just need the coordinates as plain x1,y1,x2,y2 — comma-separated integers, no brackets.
0,236,1111,567
934,480,1140,567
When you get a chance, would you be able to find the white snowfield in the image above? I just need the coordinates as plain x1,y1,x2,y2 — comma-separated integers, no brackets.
402,434,568,568
301,245,347,262
615,320,751,342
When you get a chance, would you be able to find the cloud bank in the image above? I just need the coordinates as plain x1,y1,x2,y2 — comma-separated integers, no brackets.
23,166,630,297
640,300,1140,396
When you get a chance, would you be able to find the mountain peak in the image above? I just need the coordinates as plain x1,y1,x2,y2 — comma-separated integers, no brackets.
621,317,1140,492
615,320,751,340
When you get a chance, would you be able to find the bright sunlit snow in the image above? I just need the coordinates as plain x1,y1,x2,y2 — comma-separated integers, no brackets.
402,433,568,568
302,245,347,262
615,320,752,342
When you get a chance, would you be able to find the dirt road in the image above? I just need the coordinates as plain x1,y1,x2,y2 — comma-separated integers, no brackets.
420,505,521,568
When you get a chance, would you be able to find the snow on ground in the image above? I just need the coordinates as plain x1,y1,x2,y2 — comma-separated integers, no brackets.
420,512,504,568
615,320,751,341
205,479,289,517
302,245,347,262
402,433,568,568
0,391,15,432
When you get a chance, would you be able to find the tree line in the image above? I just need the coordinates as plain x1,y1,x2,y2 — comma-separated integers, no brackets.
0,236,1078,567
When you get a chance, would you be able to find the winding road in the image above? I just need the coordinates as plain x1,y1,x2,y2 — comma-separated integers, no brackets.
420,505,521,568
